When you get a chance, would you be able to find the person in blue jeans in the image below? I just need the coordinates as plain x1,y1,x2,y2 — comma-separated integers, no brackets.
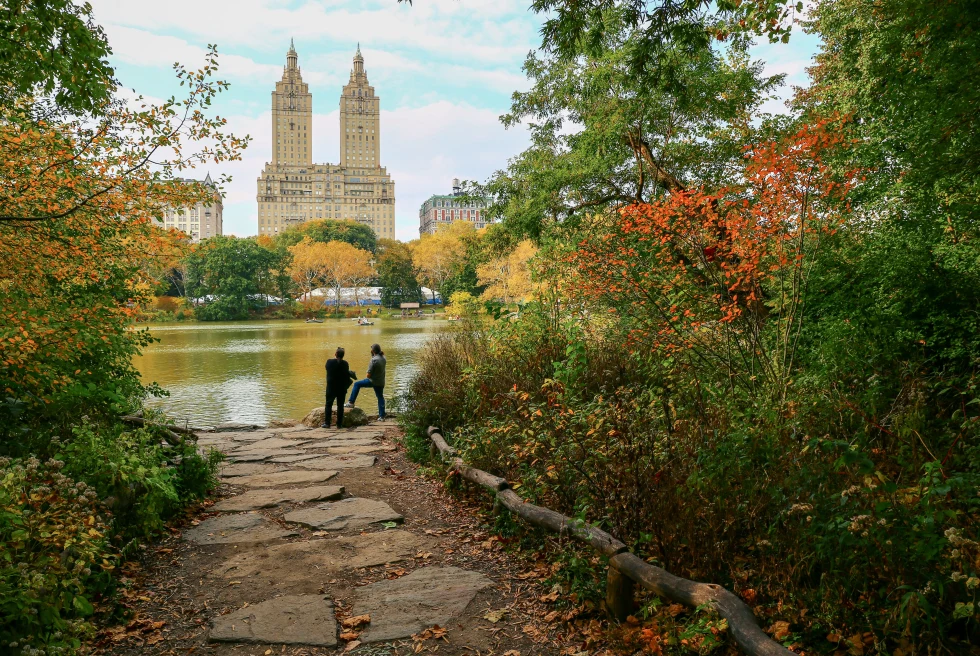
346,343,386,420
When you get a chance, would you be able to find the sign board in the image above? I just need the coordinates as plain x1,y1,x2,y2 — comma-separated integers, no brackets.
400,302,420,309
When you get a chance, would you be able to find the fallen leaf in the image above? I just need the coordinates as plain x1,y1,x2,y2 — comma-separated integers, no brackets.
342,614,371,629
768,621,791,641
345,640,361,652
484,608,508,623
502,650,521,656
340,631,360,641
667,604,685,617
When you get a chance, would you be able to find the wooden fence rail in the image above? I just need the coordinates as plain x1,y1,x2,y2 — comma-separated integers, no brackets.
426,426,792,656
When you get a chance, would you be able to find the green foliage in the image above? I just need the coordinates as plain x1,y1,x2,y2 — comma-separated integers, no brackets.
275,219,378,253
58,420,219,538
0,0,117,114
376,239,422,308
0,418,220,654
0,456,114,655
185,236,278,320
483,9,780,239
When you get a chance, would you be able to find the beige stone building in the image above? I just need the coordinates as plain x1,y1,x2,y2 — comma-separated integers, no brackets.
158,174,223,242
256,42,396,238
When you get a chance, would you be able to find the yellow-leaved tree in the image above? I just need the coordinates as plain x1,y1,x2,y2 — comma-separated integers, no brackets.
288,237,332,303
476,240,539,304
322,240,374,308
411,221,475,303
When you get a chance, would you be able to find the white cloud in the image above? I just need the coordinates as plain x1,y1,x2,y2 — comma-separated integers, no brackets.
90,0,537,65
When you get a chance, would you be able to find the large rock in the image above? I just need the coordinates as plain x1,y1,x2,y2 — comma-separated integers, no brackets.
284,497,402,531
213,530,429,581
212,486,345,512
184,513,299,544
301,406,368,428
233,469,339,488
294,454,377,470
353,567,492,643
210,595,337,646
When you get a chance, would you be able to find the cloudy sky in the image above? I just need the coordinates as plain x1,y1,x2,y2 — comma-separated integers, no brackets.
89,0,821,241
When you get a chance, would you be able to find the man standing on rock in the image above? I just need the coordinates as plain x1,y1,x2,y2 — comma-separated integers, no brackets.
346,343,386,421
324,347,356,429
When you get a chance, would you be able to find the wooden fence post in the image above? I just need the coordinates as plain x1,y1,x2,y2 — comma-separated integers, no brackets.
605,563,634,621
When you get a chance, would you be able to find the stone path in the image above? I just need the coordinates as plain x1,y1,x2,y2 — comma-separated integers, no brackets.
107,420,566,656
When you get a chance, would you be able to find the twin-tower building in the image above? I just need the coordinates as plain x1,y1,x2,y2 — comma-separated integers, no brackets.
256,42,396,239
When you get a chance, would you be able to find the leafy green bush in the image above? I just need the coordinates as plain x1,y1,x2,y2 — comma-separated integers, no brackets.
59,419,219,538
0,419,220,655
403,306,980,649
0,457,115,655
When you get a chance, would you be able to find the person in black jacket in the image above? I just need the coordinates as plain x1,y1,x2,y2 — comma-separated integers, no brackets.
324,347,356,429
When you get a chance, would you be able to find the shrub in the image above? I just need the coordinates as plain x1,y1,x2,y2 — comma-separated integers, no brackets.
0,457,114,655
402,303,980,649
58,419,219,538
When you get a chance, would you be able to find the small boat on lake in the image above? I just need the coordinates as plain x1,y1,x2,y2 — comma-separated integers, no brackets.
305,318,323,324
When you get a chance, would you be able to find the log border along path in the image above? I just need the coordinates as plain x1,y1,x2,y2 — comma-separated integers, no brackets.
426,427,793,656
101,418,570,656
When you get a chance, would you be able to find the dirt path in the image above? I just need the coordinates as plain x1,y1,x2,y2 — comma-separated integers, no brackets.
95,421,572,656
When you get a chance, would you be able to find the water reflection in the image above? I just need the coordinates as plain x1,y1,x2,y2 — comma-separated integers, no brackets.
136,319,443,426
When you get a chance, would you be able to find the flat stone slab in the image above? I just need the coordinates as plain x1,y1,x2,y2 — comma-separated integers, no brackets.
213,530,428,580
273,425,313,435
226,452,275,463
300,438,381,449
238,437,310,450
211,421,262,432
294,428,346,440
229,430,281,442
234,469,339,488
269,453,322,463
294,455,377,470
354,567,492,643
227,450,309,464
220,463,285,478
212,486,345,512
284,497,402,531
323,444,394,455
184,513,299,544
210,594,337,646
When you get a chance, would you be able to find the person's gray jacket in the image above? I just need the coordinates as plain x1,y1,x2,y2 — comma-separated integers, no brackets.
367,354,386,388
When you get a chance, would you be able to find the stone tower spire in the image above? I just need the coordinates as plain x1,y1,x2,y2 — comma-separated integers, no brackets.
271,40,311,167
340,44,379,168
352,43,364,77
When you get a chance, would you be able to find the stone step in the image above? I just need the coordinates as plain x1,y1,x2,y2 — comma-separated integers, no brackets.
210,594,337,646
284,497,402,531
212,485,345,512
184,513,299,544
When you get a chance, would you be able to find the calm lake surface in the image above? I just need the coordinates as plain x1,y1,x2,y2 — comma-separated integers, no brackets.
135,318,443,426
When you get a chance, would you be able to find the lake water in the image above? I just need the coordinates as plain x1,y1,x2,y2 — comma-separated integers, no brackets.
135,318,443,426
